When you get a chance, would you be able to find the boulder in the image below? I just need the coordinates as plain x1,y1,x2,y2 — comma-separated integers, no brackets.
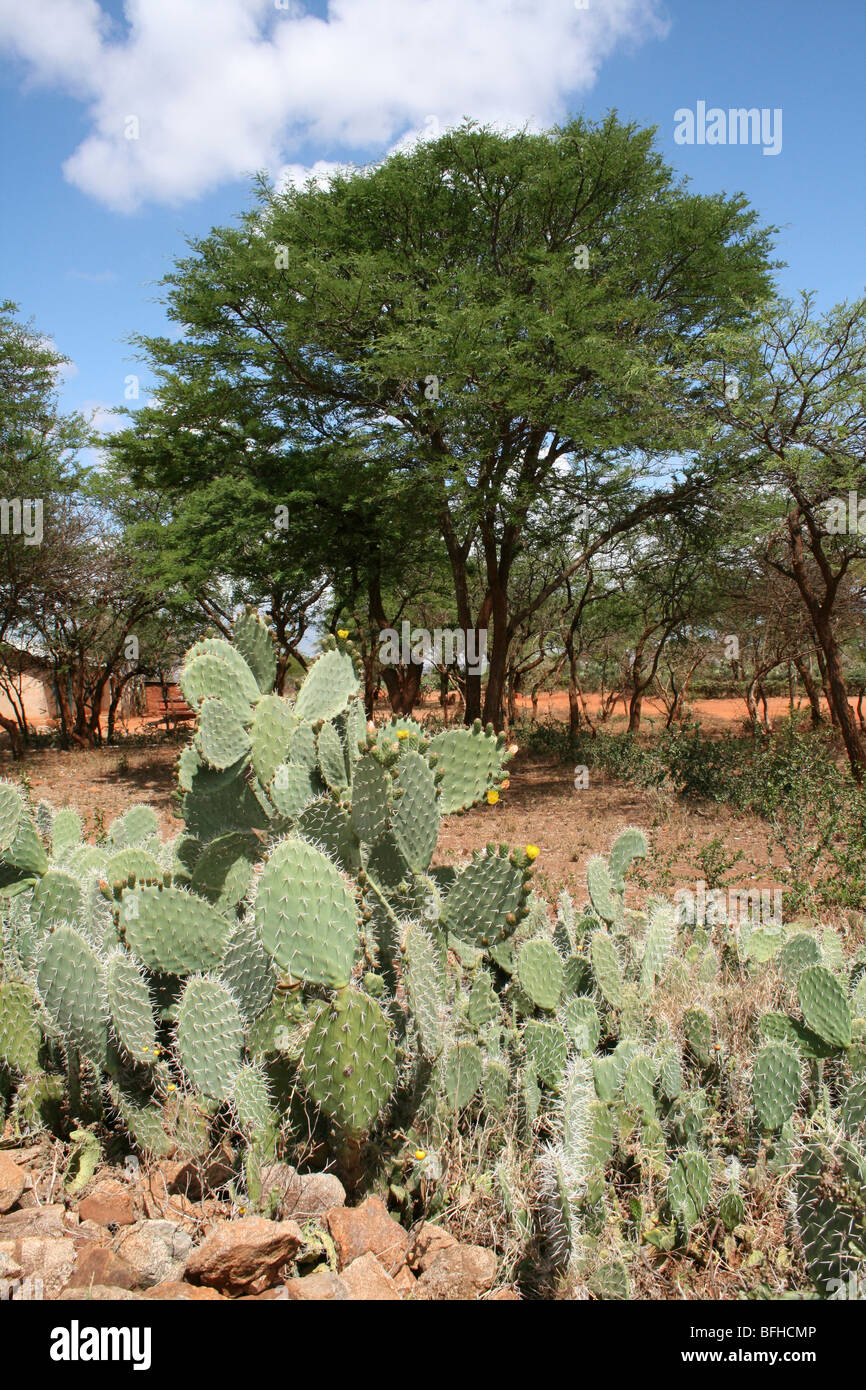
341,1251,402,1301
143,1280,226,1300
259,1165,346,1221
326,1196,408,1274
79,1179,136,1227
414,1244,497,1300
282,1270,350,1301
0,1153,26,1214
184,1216,303,1296
113,1220,192,1289
0,1235,77,1298
64,1244,137,1292
0,1204,75,1239
406,1222,458,1273
57,1285,145,1301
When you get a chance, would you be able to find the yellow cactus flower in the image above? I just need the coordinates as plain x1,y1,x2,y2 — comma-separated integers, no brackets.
414,1149,426,1162
166,1083,177,1093
525,844,540,861
337,629,349,639
486,789,499,805
396,729,409,740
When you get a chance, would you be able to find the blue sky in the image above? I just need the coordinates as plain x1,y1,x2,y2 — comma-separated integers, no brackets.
1,0,863,434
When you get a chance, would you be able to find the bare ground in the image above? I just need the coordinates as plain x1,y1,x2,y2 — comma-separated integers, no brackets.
2,735,793,912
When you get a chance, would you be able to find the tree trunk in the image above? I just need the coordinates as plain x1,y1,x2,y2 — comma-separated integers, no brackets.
627,646,645,734
367,573,425,717
793,655,824,727
757,681,771,733
813,646,837,724
0,712,22,757
627,688,643,734
380,661,423,716
481,581,507,730
506,669,520,728
439,669,451,727
812,610,865,779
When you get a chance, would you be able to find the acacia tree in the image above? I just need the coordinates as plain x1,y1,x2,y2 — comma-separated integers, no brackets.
114,117,776,728
0,302,89,753
718,294,866,776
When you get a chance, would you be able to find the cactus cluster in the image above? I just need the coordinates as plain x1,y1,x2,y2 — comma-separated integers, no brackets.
2,637,865,1298
0,616,525,1179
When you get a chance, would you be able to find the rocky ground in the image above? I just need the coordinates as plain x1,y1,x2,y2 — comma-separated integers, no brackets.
0,1143,516,1302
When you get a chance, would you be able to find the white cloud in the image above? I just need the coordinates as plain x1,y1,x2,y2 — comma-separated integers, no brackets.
80,399,126,434
0,0,668,212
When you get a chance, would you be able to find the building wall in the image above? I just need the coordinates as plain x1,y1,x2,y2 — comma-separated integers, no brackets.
0,672,55,726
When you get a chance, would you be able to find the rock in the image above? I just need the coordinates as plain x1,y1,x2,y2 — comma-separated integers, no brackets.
184,1216,303,1296
143,1281,226,1301
0,1153,26,1214
341,1251,402,1300
0,1204,75,1239
283,1270,350,1301
237,1286,292,1301
1,1144,42,1170
487,1288,520,1300
406,1222,458,1273
0,1248,23,1282
0,1236,77,1298
64,1245,137,1292
152,1161,197,1199
114,1220,193,1289
259,1165,346,1221
326,1196,409,1274
392,1264,417,1296
75,1220,113,1247
290,1172,346,1220
57,1285,145,1301
79,1179,136,1227
414,1244,497,1300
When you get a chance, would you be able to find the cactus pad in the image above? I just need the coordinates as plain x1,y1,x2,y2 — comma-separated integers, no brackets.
516,938,564,1011
667,1149,711,1230
302,987,395,1136
255,836,358,988
752,1040,802,1129
176,974,245,1102
120,885,232,975
106,951,158,1064
798,965,851,1049
590,929,623,1009
442,1040,484,1109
